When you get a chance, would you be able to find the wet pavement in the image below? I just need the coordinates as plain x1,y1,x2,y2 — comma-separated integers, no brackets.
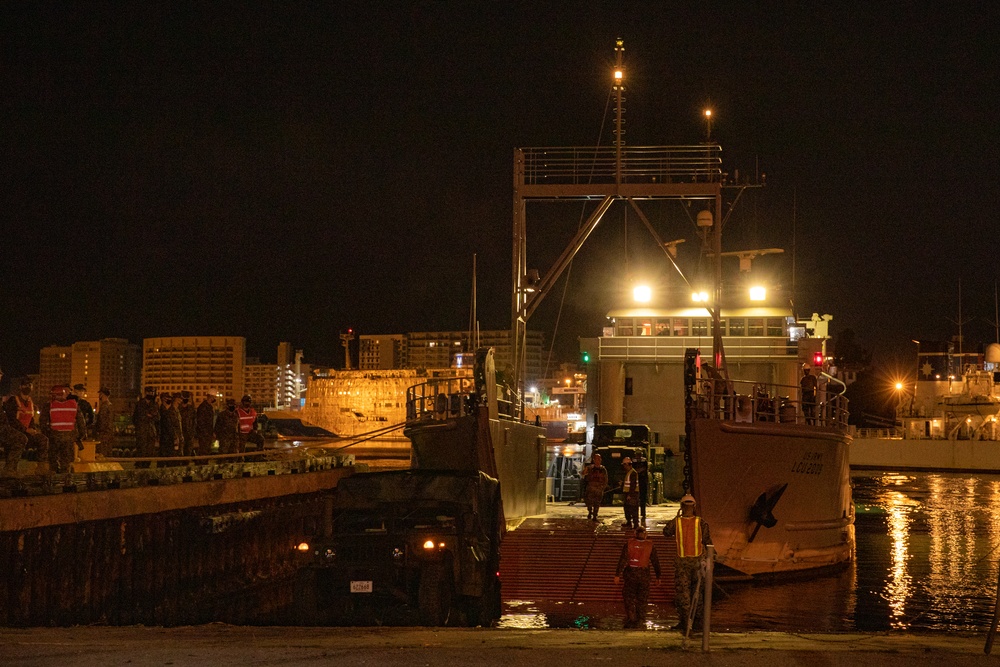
1,625,992,666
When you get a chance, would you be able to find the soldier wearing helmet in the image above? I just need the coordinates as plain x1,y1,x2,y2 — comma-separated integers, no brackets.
662,494,712,632
614,524,661,628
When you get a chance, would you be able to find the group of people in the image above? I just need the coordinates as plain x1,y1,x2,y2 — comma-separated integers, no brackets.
580,449,649,527
577,447,712,632
131,388,263,458
0,371,115,477
613,493,712,632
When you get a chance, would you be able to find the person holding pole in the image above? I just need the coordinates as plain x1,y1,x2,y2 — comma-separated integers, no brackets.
662,494,711,631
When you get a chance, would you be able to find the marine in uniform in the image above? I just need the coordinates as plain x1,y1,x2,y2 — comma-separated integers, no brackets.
614,525,661,628
583,453,609,521
3,378,49,472
40,385,86,474
132,386,159,457
214,398,240,455
621,456,640,529
662,494,712,631
195,390,218,455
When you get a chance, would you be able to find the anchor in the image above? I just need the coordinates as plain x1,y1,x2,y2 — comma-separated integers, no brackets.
748,482,788,543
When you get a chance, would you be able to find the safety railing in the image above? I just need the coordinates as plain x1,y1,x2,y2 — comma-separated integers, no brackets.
693,377,850,431
519,145,723,185
405,377,525,424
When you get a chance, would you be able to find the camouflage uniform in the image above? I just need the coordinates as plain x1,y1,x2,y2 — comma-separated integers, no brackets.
583,463,609,521
177,393,197,456
94,392,115,457
40,393,86,474
615,532,661,628
663,513,712,630
3,391,49,468
214,402,240,455
195,396,217,455
0,405,27,476
132,390,159,457
158,395,182,457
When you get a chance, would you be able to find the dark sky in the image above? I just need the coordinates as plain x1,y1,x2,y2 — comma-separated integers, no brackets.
3,2,998,381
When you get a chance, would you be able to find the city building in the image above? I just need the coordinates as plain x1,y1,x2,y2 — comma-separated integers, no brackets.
243,344,312,412
358,334,405,370
37,339,142,418
358,330,545,382
141,336,246,402
38,345,72,397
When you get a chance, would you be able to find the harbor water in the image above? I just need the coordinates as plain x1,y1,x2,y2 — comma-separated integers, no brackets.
501,471,1000,632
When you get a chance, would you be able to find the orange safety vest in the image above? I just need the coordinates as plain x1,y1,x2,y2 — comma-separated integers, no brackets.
626,539,654,568
623,468,638,493
49,398,78,432
15,396,34,428
675,516,704,558
237,407,256,434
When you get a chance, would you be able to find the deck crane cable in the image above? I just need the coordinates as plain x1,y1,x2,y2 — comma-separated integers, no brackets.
543,87,614,379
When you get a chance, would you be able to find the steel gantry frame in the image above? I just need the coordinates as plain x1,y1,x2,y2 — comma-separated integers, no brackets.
510,40,730,403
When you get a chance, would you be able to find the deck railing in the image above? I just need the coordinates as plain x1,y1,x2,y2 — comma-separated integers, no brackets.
405,377,523,424
694,377,850,431
519,145,723,185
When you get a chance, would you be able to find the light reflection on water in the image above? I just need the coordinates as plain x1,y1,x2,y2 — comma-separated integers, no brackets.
501,472,1000,632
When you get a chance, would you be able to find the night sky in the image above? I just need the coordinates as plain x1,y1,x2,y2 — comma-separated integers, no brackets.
3,2,998,384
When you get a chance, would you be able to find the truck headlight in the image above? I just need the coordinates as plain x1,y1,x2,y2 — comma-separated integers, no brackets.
296,542,310,553
423,540,436,550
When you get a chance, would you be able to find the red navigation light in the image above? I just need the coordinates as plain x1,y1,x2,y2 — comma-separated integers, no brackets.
813,351,824,367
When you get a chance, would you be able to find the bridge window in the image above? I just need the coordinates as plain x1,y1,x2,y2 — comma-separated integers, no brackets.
654,319,670,336
672,319,689,336
692,318,709,336
638,319,653,335
729,318,746,336
767,318,785,336
748,318,765,336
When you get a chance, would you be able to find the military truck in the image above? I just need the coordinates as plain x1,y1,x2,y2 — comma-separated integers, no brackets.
294,348,545,626
295,469,502,626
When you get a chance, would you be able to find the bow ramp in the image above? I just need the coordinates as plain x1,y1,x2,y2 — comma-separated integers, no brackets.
499,516,677,603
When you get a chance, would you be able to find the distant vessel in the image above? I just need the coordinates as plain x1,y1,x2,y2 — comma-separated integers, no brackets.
851,341,1000,472
510,39,854,578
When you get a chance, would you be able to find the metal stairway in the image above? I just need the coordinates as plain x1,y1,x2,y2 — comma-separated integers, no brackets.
499,517,676,603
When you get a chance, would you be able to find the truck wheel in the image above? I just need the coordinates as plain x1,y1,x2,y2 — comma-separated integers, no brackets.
418,561,453,626
463,574,501,627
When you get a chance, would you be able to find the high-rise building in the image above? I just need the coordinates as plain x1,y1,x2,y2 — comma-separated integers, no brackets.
359,330,545,382
359,335,406,370
38,345,72,398
245,362,280,410
141,336,246,401
71,338,142,416
38,339,142,416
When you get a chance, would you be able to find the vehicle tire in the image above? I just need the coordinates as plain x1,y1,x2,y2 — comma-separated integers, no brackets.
462,573,501,627
418,561,453,626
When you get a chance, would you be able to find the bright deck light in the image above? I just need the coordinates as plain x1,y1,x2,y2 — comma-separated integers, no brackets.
614,69,623,80
692,291,709,303
633,284,652,303
749,286,766,301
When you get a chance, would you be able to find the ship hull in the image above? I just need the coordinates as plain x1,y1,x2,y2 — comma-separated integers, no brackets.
689,418,854,577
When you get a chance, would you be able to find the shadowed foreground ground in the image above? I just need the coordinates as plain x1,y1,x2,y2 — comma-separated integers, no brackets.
1,626,995,666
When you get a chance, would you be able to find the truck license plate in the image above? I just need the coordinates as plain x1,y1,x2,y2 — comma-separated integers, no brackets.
350,580,373,593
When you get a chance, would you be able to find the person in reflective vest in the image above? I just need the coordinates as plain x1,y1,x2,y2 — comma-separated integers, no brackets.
662,494,712,631
39,385,86,475
614,525,661,628
2,378,49,473
236,395,264,453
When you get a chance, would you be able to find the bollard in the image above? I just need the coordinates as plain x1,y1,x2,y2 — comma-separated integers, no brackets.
702,544,715,652
986,562,1000,654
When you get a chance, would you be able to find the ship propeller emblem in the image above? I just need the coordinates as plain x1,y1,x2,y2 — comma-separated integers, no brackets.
748,482,788,543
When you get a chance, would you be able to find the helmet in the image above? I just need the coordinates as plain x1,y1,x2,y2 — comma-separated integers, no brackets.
207,388,218,396
50,384,68,397
144,386,156,396
680,494,696,505
241,394,252,403
622,457,632,465
73,383,85,392
99,387,111,397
